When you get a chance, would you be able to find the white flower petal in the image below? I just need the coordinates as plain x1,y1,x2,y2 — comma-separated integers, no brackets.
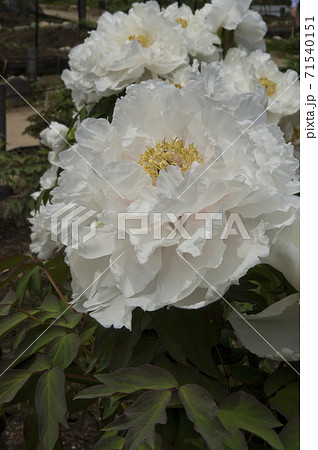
229,293,300,361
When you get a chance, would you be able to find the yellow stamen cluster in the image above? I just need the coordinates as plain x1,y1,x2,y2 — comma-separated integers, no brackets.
138,138,203,185
258,77,277,97
128,34,150,47
174,83,183,89
175,17,188,28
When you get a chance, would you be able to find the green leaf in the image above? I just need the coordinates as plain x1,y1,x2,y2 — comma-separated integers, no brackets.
40,294,62,313
223,427,248,450
0,290,17,316
218,391,283,450
63,312,82,329
9,326,68,366
153,307,219,377
79,106,87,122
0,263,38,289
154,354,227,404
77,364,178,399
3,373,39,407
279,414,300,450
93,434,125,450
264,367,297,397
128,336,160,367
89,94,118,121
0,254,30,273
173,409,209,450
172,308,219,377
30,265,42,295
67,126,76,142
80,322,98,344
0,370,31,405
16,266,41,301
0,310,40,340
35,367,68,450
156,408,178,447
230,365,266,385
179,384,228,450
107,390,171,450
269,381,299,420
24,409,42,450
54,313,82,330
110,309,143,371
19,354,51,372
152,309,187,363
46,333,81,369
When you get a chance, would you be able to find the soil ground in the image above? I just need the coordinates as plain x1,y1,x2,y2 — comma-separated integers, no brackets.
2,406,100,449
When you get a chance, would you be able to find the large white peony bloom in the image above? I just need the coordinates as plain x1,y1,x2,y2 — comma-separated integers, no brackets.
43,76,299,329
205,0,267,51
217,48,300,123
61,1,189,110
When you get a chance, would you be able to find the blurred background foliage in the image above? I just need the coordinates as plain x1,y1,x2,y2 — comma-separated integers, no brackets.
38,0,294,13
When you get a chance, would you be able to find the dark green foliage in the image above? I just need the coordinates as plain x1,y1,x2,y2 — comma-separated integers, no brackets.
0,146,50,224
0,255,299,449
266,34,300,74
24,86,74,139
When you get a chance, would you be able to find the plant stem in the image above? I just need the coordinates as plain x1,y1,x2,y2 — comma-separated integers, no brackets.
14,304,44,324
64,372,98,385
222,29,235,57
32,256,75,313
215,345,231,392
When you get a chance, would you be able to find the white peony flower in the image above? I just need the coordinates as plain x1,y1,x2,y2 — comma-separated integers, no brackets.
29,204,60,260
217,48,300,123
30,122,68,258
39,165,59,191
205,0,267,51
166,60,200,88
40,121,69,166
163,3,221,61
247,49,300,122
61,1,189,110
234,9,267,51
45,79,299,329
229,293,300,361
263,216,300,291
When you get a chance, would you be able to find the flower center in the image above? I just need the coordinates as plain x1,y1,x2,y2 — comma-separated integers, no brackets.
138,138,202,185
258,77,277,97
175,17,188,28
128,34,149,47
